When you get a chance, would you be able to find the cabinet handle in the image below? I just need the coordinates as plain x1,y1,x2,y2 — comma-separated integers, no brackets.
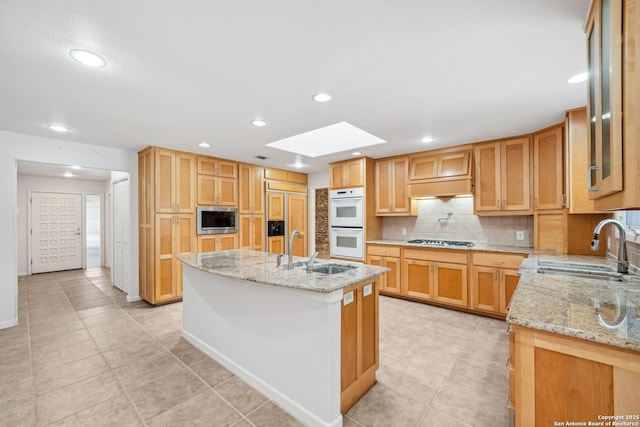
494,270,497,281
505,357,511,369
534,198,538,208
492,261,504,265
506,395,513,409
588,165,600,192
561,194,566,207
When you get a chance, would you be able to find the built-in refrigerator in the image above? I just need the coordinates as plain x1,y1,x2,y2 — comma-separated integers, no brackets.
265,187,307,257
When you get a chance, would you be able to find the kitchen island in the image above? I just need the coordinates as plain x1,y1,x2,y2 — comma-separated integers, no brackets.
177,250,389,427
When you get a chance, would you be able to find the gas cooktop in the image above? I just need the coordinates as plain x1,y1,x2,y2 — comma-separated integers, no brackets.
406,239,475,248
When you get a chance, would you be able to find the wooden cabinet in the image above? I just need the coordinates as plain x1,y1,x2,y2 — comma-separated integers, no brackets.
264,168,307,185
139,146,197,305
470,252,524,314
366,245,401,295
533,124,564,210
330,158,364,189
587,0,640,209
197,175,237,206
341,279,379,413
375,156,416,216
510,325,640,426
407,146,473,198
533,210,609,255
402,249,468,307
239,215,264,251
267,236,284,254
238,163,264,214
288,194,307,257
474,137,532,215
197,156,237,178
154,149,196,213
197,234,237,252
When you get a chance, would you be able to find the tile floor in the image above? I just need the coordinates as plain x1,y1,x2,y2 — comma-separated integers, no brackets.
1,268,511,426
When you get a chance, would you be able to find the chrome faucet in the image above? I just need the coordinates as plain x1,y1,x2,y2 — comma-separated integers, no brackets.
306,251,319,272
287,230,302,269
591,219,629,274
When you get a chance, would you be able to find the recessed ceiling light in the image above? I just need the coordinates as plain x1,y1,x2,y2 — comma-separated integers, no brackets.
567,72,588,84
352,151,362,156
69,49,107,68
71,165,81,170
421,136,435,143
48,124,69,132
198,142,211,148
312,93,332,103
64,171,73,178
251,119,267,127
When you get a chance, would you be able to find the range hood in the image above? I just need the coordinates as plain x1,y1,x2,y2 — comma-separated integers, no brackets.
407,147,473,197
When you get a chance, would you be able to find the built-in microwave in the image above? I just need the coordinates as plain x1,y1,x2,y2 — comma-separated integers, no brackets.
197,206,237,235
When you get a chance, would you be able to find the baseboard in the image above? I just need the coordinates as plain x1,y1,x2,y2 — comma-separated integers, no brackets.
182,329,342,427
18,272,28,277
0,318,18,330
126,295,141,302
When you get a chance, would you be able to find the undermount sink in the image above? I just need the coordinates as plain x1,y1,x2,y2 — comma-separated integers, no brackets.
312,263,357,275
537,260,614,273
536,268,625,282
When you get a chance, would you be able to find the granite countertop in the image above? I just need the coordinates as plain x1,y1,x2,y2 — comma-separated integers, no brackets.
508,253,640,352
366,239,532,254
177,249,390,293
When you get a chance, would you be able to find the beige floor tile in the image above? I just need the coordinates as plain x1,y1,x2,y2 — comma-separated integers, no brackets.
76,304,123,319
247,402,304,427
114,351,184,391
450,349,509,397
0,332,30,357
92,327,156,352
29,319,85,341
375,364,440,406
190,356,234,387
34,353,109,396
32,337,98,369
418,406,472,426
128,367,208,420
148,390,241,427
0,371,33,401
101,338,167,369
166,337,209,366
46,394,144,427
0,348,32,379
35,371,122,426
0,394,36,427
428,378,510,427
346,383,427,427
342,415,365,427
214,376,268,415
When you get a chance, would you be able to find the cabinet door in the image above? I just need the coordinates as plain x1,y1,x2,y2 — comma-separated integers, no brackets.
239,164,264,214
409,154,438,180
366,255,387,288
197,175,217,205
288,194,307,257
239,215,264,251
384,257,401,295
330,163,346,189
345,159,364,187
502,137,531,211
155,214,177,302
197,156,218,175
268,236,285,254
175,214,195,297
474,142,501,212
391,158,410,213
218,234,237,250
470,266,499,313
499,269,520,314
251,215,264,251
155,150,176,213
217,177,238,206
402,259,433,300
175,153,196,213
375,159,392,214
217,159,237,178
534,126,564,210
433,262,467,307
437,152,470,177
267,193,285,220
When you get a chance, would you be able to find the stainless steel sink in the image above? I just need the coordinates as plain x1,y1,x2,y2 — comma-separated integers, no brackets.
537,260,614,272
312,264,357,275
536,268,624,282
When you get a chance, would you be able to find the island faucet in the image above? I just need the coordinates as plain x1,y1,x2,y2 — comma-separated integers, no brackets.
306,251,319,272
591,219,629,274
287,229,303,269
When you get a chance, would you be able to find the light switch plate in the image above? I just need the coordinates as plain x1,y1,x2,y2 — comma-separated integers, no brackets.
343,291,354,306
363,284,372,297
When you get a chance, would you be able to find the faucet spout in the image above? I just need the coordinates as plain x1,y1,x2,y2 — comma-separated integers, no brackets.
591,219,628,274
287,230,303,269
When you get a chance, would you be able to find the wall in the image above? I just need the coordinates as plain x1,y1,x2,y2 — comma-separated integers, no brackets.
0,130,139,329
16,174,108,275
382,196,534,248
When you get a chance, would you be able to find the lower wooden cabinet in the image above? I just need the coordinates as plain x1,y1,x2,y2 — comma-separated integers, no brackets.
267,236,284,254
366,245,401,295
470,252,525,315
341,279,379,413
197,234,238,252
510,325,640,426
238,215,264,251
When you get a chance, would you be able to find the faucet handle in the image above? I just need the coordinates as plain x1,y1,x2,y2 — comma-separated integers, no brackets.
590,233,600,251
276,253,284,267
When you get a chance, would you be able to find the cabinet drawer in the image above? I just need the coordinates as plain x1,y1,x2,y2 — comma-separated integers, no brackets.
403,248,467,264
367,245,401,257
473,252,525,269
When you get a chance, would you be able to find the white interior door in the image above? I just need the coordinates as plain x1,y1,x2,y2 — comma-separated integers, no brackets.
31,192,83,273
112,179,129,291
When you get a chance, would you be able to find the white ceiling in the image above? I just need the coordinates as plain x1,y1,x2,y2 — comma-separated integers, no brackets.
0,0,590,174
16,160,113,181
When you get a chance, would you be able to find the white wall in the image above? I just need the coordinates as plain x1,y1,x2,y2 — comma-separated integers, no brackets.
0,130,139,329
17,174,108,275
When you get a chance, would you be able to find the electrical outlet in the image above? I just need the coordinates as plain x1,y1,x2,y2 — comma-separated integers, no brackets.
401,227,407,236
516,231,525,241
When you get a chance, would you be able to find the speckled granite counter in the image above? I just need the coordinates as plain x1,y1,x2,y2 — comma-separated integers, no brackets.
177,249,389,293
508,254,640,352
366,239,531,254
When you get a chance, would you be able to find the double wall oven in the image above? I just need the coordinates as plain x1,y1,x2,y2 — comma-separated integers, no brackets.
329,188,364,260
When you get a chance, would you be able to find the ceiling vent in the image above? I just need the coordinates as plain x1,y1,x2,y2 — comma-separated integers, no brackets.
254,155,269,160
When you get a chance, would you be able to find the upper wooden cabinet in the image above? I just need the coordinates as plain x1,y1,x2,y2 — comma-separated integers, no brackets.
197,156,237,178
197,175,237,206
409,150,471,180
474,137,532,215
238,163,264,214
154,149,196,213
375,156,416,216
533,124,564,210
330,158,364,189
264,168,307,185
587,0,640,209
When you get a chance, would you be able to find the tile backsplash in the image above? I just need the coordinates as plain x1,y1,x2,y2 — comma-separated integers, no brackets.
382,196,534,248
